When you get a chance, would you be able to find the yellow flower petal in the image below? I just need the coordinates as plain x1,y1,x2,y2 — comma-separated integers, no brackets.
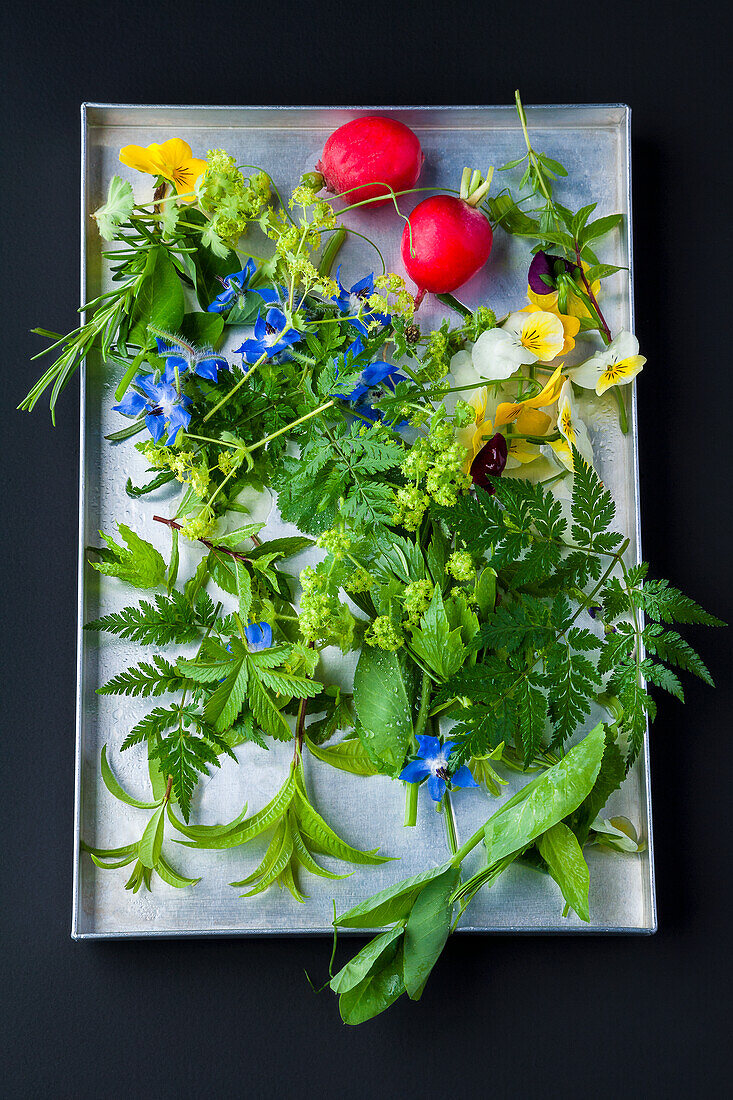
155,138,196,172
119,142,166,176
506,438,541,467
516,406,552,435
518,311,565,362
595,354,646,395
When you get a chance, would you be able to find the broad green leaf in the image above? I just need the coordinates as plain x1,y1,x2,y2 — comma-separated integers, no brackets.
178,311,224,348
138,804,166,869
100,745,162,809
476,566,497,617
330,923,406,994
335,863,452,928
353,646,413,777
128,245,185,347
484,722,605,865
305,735,380,777
339,946,406,1025
403,865,460,1000
91,524,166,589
209,523,264,550
538,821,590,921
410,587,467,679
247,674,292,741
93,175,135,240
155,854,201,889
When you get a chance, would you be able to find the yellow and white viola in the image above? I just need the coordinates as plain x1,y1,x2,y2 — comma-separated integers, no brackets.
554,379,594,466
571,330,646,396
471,310,566,380
455,387,495,473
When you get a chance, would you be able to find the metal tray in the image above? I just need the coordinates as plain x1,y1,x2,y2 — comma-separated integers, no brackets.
73,104,655,938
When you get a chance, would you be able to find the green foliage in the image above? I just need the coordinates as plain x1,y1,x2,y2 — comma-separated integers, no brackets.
537,822,590,922
353,647,414,777
89,524,166,588
127,245,185,347
85,590,218,645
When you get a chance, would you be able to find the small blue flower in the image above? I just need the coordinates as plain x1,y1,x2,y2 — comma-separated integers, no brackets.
331,337,406,425
332,266,391,336
207,260,284,313
155,336,229,383
244,621,273,651
399,736,478,803
234,307,303,364
113,374,192,444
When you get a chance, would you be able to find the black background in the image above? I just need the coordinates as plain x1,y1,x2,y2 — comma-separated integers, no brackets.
3,1,732,1096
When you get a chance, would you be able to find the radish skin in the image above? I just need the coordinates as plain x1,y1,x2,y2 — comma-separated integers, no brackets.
400,195,493,299
317,116,424,207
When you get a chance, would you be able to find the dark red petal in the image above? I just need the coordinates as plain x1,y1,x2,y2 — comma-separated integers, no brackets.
471,433,508,491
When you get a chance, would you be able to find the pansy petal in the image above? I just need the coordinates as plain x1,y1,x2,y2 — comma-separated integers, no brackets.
608,330,639,361
519,311,565,362
119,143,165,175
595,354,645,395
471,328,526,379
515,406,552,436
570,353,606,390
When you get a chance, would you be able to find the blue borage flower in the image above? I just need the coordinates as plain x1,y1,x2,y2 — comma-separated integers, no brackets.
399,735,478,802
113,374,192,444
332,266,391,336
234,307,303,364
207,259,284,313
154,335,229,383
331,336,405,424
244,621,273,651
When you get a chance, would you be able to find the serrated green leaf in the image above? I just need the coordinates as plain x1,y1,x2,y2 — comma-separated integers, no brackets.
305,735,380,776
90,524,166,589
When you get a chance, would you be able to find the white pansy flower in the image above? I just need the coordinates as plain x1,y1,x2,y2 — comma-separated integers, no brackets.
471,310,566,380
555,379,594,465
572,330,646,395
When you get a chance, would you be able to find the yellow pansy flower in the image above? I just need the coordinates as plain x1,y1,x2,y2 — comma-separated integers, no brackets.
119,139,207,202
522,298,581,356
456,387,495,472
555,379,594,463
571,330,646,396
494,364,565,429
505,436,541,470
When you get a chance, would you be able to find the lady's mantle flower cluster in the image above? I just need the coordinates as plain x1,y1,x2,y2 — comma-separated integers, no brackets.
364,615,404,652
298,563,356,652
196,150,271,252
138,441,210,498
447,550,475,582
402,580,434,628
394,414,471,530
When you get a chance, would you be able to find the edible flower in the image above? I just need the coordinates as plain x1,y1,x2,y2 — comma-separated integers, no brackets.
399,736,478,802
155,335,229,383
470,433,508,492
244,621,273,651
555,379,594,464
494,364,565,428
332,267,391,335
571,331,646,395
207,259,283,313
332,337,405,423
234,308,302,364
471,310,566,380
113,374,192,444
118,139,207,201
527,250,601,321
455,387,494,471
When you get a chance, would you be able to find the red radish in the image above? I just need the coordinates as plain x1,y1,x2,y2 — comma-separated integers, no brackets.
316,116,424,207
400,168,494,304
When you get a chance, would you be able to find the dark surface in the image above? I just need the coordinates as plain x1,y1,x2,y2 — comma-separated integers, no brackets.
2,1,732,1097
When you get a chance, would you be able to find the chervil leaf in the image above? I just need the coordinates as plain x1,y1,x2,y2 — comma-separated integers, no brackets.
570,449,624,555
630,579,725,627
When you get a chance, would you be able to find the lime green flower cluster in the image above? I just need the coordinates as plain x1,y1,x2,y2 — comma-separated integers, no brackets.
447,550,475,582
180,505,216,541
260,188,339,299
316,526,351,561
197,150,271,250
461,305,497,342
299,563,356,651
364,615,404,652
402,579,434,628
369,273,415,323
393,415,471,530
138,441,210,497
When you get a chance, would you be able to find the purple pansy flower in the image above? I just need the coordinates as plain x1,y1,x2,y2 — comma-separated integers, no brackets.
470,433,508,492
113,374,192,444
244,621,273,651
155,336,229,383
528,250,578,296
207,259,284,313
234,307,302,364
332,266,390,336
399,735,478,803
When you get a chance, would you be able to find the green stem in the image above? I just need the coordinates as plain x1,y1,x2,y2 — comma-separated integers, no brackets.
202,351,268,423
318,227,346,277
404,669,432,829
612,385,629,435
403,782,419,828
442,789,459,855
248,399,336,453
435,292,472,317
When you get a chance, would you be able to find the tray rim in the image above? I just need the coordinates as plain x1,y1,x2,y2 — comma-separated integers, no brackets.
72,103,656,940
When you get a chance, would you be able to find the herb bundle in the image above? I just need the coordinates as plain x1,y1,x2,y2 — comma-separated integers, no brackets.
22,95,723,1024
